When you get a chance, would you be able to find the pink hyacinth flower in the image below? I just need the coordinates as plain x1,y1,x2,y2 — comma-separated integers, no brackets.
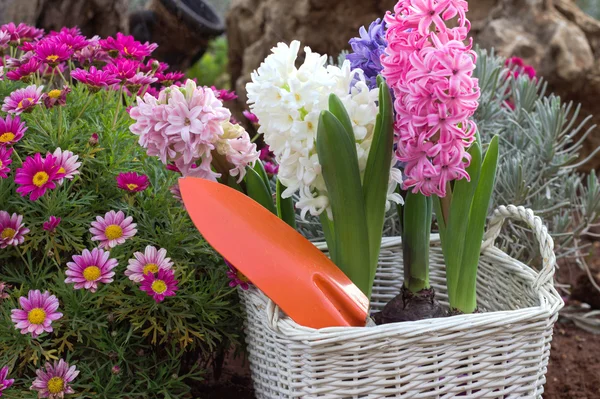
90,210,137,249
139,268,178,303
10,290,63,338
64,247,118,292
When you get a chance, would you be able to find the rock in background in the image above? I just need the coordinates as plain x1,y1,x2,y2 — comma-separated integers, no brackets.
227,0,600,169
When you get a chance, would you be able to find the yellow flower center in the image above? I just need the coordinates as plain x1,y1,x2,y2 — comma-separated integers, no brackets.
17,98,34,109
237,270,250,283
46,54,59,62
143,263,159,275
126,183,139,191
0,132,15,143
47,376,64,394
105,225,123,240
1,228,16,239
123,47,130,55
151,280,167,294
32,171,50,187
58,167,66,174
27,308,46,324
48,89,62,98
83,266,101,281
0,160,3,168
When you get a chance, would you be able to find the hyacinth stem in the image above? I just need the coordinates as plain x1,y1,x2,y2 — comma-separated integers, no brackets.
402,191,432,293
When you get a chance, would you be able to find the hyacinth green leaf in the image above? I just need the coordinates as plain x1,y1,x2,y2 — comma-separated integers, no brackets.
328,94,358,159
276,179,296,229
253,160,271,194
455,135,499,313
443,137,483,302
320,212,336,260
317,110,371,297
402,191,432,293
363,79,394,283
245,167,277,215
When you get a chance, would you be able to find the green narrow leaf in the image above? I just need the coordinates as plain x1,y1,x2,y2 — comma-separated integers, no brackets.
245,167,276,214
455,135,499,313
253,160,271,194
328,94,359,160
317,110,371,297
362,79,394,284
443,138,483,302
276,179,296,229
402,192,432,293
320,212,336,260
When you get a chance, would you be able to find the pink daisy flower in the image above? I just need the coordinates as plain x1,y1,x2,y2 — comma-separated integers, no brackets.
0,211,29,248
116,171,149,193
0,282,9,301
0,114,27,146
225,260,252,290
125,245,174,282
31,359,79,398
65,247,118,292
43,216,61,232
155,71,185,85
212,87,238,102
71,66,120,93
0,147,12,178
50,30,88,51
100,33,157,60
1,22,44,43
51,148,81,184
43,86,71,109
139,268,178,303
104,58,139,82
10,290,63,338
14,153,63,201
169,184,183,204
34,40,73,67
0,366,14,396
90,210,137,249
243,110,259,124
2,85,44,114
5,58,42,82
125,72,157,89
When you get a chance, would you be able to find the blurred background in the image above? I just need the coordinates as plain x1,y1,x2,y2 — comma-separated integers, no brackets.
1,0,600,397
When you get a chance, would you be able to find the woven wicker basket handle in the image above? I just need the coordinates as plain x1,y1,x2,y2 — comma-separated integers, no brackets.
482,205,556,289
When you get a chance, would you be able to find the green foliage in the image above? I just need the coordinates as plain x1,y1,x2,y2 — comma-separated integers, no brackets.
187,37,229,89
0,81,243,397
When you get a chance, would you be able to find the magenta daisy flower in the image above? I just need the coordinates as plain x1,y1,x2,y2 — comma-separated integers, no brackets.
31,359,79,398
65,248,118,292
43,216,61,232
125,72,157,92
2,84,43,114
0,114,27,146
43,86,71,109
225,260,252,290
212,87,238,102
51,148,81,184
125,245,174,282
34,40,73,67
1,22,44,43
243,110,259,124
90,210,137,249
155,71,185,85
116,172,149,193
0,147,12,178
71,67,120,93
5,58,42,82
50,30,88,51
10,290,63,338
103,58,139,83
0,366,14,396
14,153,62,201
139,268,178,303
100,33,157,60
0,211,29,248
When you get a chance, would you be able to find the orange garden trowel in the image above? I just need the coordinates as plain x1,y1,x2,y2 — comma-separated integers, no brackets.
179,177,369,329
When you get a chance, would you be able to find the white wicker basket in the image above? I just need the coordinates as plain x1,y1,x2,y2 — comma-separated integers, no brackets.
239,205,564,398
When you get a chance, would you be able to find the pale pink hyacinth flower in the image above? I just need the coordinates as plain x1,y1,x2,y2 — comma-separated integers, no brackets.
90,210,137,249
125,245,174,283
10,290,63,338
51,148,81,185
382,0,479,197
65,247,118,292
129,80,259,182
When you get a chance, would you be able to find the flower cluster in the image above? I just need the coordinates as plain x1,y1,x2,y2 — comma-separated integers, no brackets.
382,0,480,196
129,79,259,182
346,18,387,89
247,40,402,218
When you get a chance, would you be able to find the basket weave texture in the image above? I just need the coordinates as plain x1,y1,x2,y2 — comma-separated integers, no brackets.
239,205,564,398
